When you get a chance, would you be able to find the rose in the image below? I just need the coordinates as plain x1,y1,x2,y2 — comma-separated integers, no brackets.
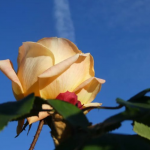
0,37,105,133
56,91,83,109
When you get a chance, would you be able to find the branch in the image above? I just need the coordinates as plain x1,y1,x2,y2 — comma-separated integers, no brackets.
99,105,123,109
29,120,44,150
82,104,123,111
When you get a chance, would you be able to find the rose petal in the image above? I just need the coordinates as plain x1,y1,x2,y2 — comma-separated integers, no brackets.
39,53,94,99
74,77,105,104
39,54,79,78
37,37,82,64
17,42,54,97
17,44,27,67
0,59,24,100
83,103,102,114
38,54,79,99
27,104,53,124
84,102,102,107
56,91,78,105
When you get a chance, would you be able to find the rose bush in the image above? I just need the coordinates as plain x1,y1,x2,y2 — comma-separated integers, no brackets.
0,37,105,133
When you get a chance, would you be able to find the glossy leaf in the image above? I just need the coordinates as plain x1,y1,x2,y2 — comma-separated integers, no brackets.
128,88,150,103
134,121,150,140
0,94,35,131
82,134,150,150
56,133,150,150
116,98,150,110
92,98,150,134
48,100,89,128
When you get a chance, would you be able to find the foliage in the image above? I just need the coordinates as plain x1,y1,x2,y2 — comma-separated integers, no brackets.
1,89,150,149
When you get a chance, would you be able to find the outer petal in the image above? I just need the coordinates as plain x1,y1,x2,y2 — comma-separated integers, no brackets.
39,53,95,99
0,59,24,100
17,42,54,97
83,103,102,114
27,104,53,124
74,77,105,104
37,37,82,64
17,44,27,67
39,54,79,78
84,103,102,107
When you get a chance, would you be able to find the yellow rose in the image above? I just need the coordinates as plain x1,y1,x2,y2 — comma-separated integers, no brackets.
0,37,105,133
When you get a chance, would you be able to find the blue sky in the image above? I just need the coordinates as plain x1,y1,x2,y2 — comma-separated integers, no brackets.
0,0,150,149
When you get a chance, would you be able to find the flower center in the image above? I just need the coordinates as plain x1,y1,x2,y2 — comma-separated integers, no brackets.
56,91,83,109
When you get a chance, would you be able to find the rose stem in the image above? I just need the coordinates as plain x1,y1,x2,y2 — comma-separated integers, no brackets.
29,120,44,150
82,105,123,112
99,105,123,109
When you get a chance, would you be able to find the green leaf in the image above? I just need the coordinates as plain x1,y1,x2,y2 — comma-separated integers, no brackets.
93,104,150,134
56,133,150,150
128,88,150,103
91,97,150,135
133,121,150,140
55,133,86,150
47,100,89,128
82,134,150,150
115,98,150,126
96,109,136,133
0,94,35,131
12,96,54,121
116,98,150,110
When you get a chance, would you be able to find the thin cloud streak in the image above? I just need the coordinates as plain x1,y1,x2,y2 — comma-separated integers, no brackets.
54,0,75,43
83,0,150,31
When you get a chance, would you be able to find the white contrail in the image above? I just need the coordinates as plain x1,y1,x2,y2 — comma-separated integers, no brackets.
54,0,75,43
